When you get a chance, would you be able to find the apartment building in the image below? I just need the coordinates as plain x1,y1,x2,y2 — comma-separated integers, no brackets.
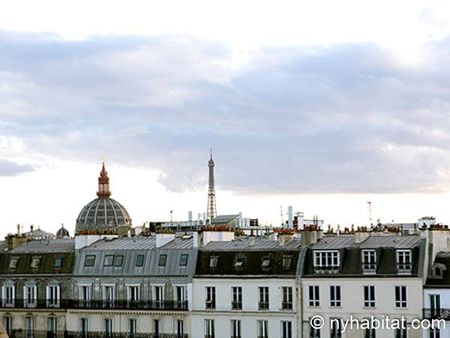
299,232,426,338
191,235,302,338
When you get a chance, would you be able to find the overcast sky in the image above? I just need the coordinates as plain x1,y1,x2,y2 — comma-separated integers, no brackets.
1,0,450,237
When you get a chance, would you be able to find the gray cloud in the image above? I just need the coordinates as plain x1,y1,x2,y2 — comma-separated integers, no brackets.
0,159,34,176
1,32,450,193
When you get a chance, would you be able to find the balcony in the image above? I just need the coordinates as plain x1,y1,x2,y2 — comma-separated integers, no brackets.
0,299,189,311
7,331,188,338
423,308,450,320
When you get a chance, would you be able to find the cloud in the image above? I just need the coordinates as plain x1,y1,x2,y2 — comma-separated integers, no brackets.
0,159,34,176
1,32,450,193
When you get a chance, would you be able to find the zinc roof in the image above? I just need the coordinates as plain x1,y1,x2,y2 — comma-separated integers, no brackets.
10,239,74,253
203,237,301,251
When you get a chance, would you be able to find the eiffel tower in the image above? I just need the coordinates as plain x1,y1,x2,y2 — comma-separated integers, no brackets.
206,149,217,224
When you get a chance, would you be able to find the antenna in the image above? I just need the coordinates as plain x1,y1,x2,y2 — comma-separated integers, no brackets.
280,206,284,226
367,201,373,225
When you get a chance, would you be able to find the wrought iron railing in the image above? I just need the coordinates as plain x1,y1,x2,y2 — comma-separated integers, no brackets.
423,308,450,320
7,331,187,338
0,299,188,311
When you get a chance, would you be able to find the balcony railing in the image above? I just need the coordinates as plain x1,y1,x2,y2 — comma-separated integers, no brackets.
423,308,450,320
0,299,188,311
7,331,187,338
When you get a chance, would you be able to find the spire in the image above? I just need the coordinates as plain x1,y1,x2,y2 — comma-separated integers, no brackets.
207,150,217,223
97,162,111,197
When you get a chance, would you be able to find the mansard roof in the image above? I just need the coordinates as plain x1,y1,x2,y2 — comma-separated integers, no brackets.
196,238,301,277
301,234,425,278
425,252,450,288
74,236,197,279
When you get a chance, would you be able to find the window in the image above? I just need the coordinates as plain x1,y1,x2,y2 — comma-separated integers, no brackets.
84,255,96,267
24,285,37,307
365,328,376,338
231,320,241,338
314,251,339,272
397,250,412,274
395,286,407,308
3,316,12,335
25,316,34,338
154,319,160,335
282,255,293,269
282,287,293,310
48,317,57,338
180,254,189,266
309,321,320,338
175,286,186,309
257,320,268,338
232,287,242,310
135,254,144,267
154,286,164,308
395,327,407,338
80,285,91,304
104,319,112,338
103,285,115,307
104,255,114,266
259,287,269,310
210,256,219,268
3,285,15,307
128,285,140,302
281,321,292,338
364,286,375,308
261,256,271,268
330,319,342,338
206,286,216,309
114,255,124,267
159,254,167,267
205,319,215,338
54,257,63,268
234,256,245,268
430,328,440,338
31,256,41,268
47,285,60,307
175,320,184,338
81,318,88,338
362,250,376,273
430,294,441,317
129,319,137,338
9,257,18,270
309,285,320,307
330,285,341,307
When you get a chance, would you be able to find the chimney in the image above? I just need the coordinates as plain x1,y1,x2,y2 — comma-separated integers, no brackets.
30,224,34,233
288,206,293,229
156,233,175,248
202,229,234,246
354,227,371,244
301,225,321,246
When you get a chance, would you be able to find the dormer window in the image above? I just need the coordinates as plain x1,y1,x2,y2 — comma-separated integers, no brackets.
397,250,412,274
180,254,188,267
9,258,18,270
261,257,271,268
54,257,63,269
209,256,219,268
158,254,167,267
314,250,339,273
114,256,124,267
84,255,96,267
31,257,41,269
431,263,447,279
362,250,376,274
234,256,245,268
104,255,114,266
282,255,293,269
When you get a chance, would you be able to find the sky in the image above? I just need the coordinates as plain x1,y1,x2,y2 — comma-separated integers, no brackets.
1,0,450,237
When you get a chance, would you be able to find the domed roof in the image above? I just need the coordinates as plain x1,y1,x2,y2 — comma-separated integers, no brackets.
75,163,132,236
56,225,70,238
